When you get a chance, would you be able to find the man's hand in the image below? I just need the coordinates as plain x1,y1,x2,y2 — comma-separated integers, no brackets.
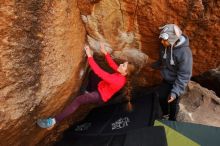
145,63,155,71
151,61,162,70
84,45,93,57
100,42,107,55
168,95,175,103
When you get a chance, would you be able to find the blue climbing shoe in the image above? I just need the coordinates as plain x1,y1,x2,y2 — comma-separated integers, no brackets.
37,118,56,129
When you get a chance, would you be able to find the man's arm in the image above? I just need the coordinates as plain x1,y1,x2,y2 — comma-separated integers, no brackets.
170,48,192,99
151,60,162,70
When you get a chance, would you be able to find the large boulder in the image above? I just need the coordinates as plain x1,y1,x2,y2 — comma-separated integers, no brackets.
193,66,220,97
0,0,86,146
178,81,220,127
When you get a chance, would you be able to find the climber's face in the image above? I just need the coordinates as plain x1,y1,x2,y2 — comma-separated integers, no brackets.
161,39,170,47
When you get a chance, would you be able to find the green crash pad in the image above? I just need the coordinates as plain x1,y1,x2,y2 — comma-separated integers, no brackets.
155,120,220,146
154,120,200,146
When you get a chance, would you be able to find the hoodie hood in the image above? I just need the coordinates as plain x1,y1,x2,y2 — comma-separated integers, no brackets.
175,34,189,48
159,24,184,65
162,34,189,65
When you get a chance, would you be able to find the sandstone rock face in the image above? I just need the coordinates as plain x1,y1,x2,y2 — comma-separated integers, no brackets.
193,66,220,97
0,0,85,146
178,81,220,127
78,0,220,86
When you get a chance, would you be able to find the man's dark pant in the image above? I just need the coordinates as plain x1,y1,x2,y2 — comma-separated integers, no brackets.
155,81,180,121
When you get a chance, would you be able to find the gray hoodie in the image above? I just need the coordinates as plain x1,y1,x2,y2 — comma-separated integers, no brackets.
153,35,193,99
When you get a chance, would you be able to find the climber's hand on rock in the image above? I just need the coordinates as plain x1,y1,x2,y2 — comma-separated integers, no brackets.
100,42,107,55
84,45,93,57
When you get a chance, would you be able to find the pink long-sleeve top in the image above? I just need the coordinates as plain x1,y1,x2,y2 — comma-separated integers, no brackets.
88,53,126,102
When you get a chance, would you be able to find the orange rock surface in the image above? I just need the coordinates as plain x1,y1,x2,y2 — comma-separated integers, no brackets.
0,0,85,145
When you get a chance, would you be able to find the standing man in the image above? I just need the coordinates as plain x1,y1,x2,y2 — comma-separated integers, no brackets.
152,24,193,121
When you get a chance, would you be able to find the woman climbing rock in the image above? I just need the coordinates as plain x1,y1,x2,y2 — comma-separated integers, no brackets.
37,43,135,129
